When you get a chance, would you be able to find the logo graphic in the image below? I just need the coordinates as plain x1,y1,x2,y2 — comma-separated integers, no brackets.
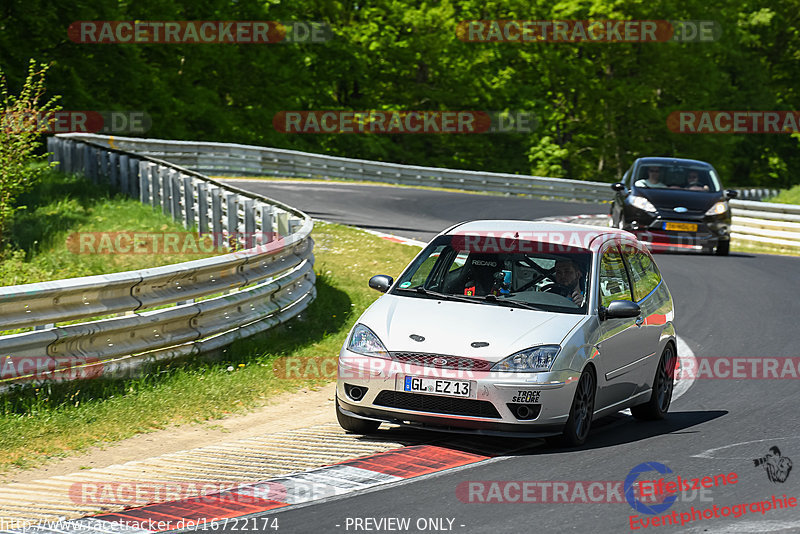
432,357,448,366
673,207,688,213
753,446,793,483
409,334,425,342
625,462,678,515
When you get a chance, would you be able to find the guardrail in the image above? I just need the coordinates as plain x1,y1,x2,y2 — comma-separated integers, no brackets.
0,136,316,389
729,199,800,250
54,134,621,202
57,133,781,201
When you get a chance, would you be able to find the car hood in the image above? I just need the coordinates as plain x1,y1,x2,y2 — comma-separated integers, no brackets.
634,188,722,211
356,294,585,362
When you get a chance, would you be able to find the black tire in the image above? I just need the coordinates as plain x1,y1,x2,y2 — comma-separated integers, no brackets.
547,367,596,447
715,240,730,256
631,344,677,421
335,396,381,434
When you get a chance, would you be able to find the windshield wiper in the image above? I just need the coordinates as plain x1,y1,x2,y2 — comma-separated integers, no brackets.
479,294,546,311
396,287,547,311
395,287,480,304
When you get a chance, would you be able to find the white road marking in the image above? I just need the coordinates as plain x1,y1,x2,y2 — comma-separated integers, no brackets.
692,436,800,460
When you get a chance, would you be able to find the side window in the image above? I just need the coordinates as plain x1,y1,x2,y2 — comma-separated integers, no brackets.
621,244,662,301
407,246,446,288
622,168,631,187
599,246,633,307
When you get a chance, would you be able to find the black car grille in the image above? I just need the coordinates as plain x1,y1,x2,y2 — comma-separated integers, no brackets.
373,391,501,419
389,352,492,371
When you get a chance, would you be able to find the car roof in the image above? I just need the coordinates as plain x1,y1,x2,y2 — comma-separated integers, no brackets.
443,220,638,251
634,157,713,167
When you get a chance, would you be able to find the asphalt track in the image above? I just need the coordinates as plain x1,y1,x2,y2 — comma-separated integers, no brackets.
214,180,800,533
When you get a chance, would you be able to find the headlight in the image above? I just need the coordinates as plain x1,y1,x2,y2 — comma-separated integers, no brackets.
705,201,728,216
630,195,657,213
347,324,389,358
491,345,561,372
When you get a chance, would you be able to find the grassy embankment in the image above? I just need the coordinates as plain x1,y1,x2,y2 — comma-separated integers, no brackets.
0,171,418,474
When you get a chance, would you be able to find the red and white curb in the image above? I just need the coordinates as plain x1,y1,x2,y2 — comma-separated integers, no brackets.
4,445,490,534
360,229,427,248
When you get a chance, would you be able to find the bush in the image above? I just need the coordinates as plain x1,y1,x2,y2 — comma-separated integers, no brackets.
0,60,60,244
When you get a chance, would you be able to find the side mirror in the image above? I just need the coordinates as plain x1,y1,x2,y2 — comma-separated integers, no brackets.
599,300,641,320
612,182,626,192
369,274,394,293
725,189,738,199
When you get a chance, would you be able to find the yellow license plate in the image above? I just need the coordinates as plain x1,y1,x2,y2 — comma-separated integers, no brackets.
664,222,697,232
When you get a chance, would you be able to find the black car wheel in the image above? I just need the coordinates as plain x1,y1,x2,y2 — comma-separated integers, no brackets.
336,395,381,434
715,240,730,256
548,367,596,447
631,344,677,420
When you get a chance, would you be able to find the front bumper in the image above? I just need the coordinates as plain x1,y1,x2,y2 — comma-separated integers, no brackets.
625,210,730,253
336,349,581,436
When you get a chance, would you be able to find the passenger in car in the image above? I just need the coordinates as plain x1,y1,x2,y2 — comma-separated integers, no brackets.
635,166,669,188
686,170,710,191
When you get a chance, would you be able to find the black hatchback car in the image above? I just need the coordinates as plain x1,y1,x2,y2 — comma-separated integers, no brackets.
610,157,738,255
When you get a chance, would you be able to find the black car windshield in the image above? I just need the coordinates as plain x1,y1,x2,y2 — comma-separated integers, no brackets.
391,234,592,314
634,163,721,192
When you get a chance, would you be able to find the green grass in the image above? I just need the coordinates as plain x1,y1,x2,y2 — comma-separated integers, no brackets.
0,218,419,474
768,184,800,205
1,171,216,286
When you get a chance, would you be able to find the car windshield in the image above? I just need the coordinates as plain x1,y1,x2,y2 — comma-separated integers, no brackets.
634,164,721,192
391,234,592,314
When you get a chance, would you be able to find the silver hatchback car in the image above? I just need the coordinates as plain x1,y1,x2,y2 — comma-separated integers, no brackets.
336,221,677,446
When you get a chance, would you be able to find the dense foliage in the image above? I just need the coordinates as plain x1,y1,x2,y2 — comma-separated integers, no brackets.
0,61,59,240
1,0,798,187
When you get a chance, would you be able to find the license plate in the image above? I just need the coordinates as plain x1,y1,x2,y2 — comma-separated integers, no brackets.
403,375,472,398
663,222,697,232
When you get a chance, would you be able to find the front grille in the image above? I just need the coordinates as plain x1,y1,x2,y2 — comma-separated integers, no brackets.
373,391,501,419
389,352,492,371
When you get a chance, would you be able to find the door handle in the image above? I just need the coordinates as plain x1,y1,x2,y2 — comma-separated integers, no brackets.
635,316,644,327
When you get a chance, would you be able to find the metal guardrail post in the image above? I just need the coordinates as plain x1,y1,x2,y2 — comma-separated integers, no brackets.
119,154,130,194
161,167,171,216
64,140,73,173
151,165,161,209
211,187,223,239
260,204,274,242
183,175,195,229
244,198,255,248
277,212,289,237
109,152,120,189
170,170,182,222
139,161,152,205
197,181,209,234
129,157,140,199
98,147,108,182
226,192,238,239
